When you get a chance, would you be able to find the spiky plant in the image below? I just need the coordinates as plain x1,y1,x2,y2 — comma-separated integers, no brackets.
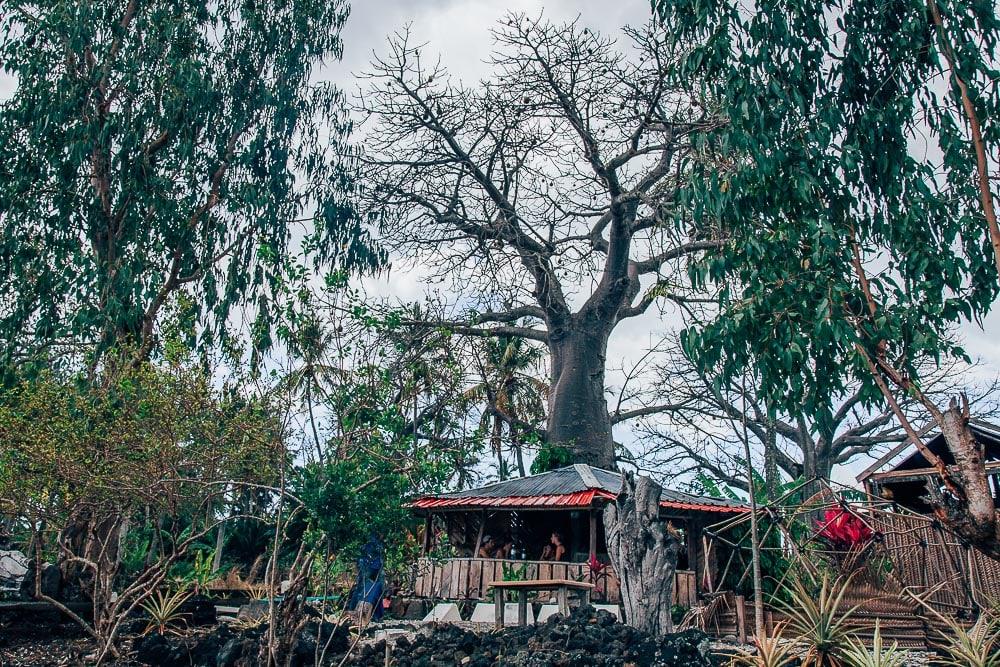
728,622,799,667
932,614,1000,667
776,571,860,666
139,588,192,636
841,622,907,667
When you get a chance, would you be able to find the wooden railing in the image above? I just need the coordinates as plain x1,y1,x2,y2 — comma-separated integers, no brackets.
408,557,698,607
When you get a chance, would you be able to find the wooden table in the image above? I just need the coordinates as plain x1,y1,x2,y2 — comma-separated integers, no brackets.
488,578,595,628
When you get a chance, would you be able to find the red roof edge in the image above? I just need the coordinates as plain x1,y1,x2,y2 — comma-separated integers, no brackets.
407,489,746,514
407,489,614,510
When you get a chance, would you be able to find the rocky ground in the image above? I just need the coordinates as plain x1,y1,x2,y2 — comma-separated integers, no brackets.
0,606,716,666
351,607,718,666
0,605,940,666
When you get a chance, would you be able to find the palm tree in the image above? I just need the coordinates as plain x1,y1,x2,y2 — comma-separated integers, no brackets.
464,334,547,479
282,314,342,464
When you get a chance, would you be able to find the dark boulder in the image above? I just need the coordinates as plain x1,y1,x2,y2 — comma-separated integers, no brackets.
134,632,186,666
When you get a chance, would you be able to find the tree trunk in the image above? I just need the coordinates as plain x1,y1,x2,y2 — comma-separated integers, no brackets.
491,416,506,480
547,325,616,469
930,400,1000,559
763,420,779,500
604,473,680,635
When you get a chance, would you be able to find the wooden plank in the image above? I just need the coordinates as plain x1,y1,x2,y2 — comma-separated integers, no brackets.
735,595,747,644
495,587,504,629
452,559,466,599
538,562,552,581
431,562,443,598
489,579,594,590
589,510,598,557
469,559,483,599
481,559,498,593
553,563,568,580
439,560,454,598
414,558,429,597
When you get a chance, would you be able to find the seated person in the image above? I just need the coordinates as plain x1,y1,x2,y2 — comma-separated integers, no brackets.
540,532,566,561
478,535,496,558
494,537,515,559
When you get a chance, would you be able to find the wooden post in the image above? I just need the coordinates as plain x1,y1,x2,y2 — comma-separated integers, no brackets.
422,514,433,555
474,510,486,558
557,585,569,616
518,590,528,626
494,588,505,629
701,534,715,593
735,594,747,644
589,509,598,556
686,519,699,573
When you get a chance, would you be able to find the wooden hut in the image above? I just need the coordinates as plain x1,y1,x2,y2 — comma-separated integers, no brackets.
855,419,1000,617
405,464,747,607
857,419,1000,513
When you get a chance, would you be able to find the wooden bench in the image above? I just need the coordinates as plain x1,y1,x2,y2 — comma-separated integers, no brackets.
488,578,595,628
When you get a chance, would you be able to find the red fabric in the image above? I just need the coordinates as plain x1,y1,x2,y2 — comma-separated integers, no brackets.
816,507,874,550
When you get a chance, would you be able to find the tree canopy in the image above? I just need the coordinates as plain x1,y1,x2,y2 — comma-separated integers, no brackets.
0,0,381,368
646,0,998,422
651,0,1000,553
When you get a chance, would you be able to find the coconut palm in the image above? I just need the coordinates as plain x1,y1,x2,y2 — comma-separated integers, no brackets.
464,334,547,479
282,313,342,464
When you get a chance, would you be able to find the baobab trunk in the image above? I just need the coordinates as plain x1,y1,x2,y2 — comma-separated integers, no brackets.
547,326,616,469
604,473,681,635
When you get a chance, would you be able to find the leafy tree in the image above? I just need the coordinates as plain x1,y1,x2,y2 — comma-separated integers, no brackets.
0,0,380,367
357,14,723,468
282,311,341,465
463,334,547,478
651,0,1000,554
0,356,282,660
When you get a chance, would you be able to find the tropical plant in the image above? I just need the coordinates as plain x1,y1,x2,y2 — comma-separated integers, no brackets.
530,445,574,475
183,549,221,596
501,562,528,582
777,572,860,666
0,358,282,662
463,334,547,478
140,588,193,636
841,622,907,667
931,615,1000,667
727,622,798,667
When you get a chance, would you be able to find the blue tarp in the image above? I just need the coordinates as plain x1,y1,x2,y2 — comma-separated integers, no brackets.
348,537,385,619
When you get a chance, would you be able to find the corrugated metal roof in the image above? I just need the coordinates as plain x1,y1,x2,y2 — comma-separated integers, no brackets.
409,490,611,510
408,465,747,514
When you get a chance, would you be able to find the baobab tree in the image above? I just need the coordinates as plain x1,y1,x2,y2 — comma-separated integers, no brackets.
357,15,723,469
